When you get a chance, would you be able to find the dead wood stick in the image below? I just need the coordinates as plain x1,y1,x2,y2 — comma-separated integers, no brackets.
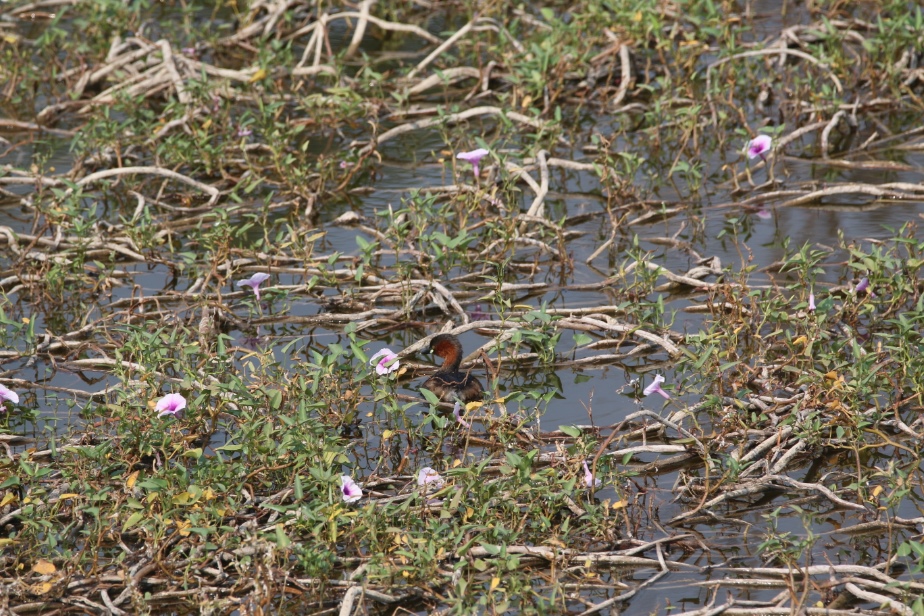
406,67,481,95
406,17,476,80
524,149,549,218
357,106,561,155
156,40,190,104
559,315,681,357
612,44,634,108
289,11,441,45
70,166,220,206
843,583,914,615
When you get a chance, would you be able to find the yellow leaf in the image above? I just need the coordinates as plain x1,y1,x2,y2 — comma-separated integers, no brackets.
57,494,80,501
249,68,267,83
465,401,483,412
22,317,30,324
611,499,628,510
33,582,53,595
633,11,643,21
824,371,838,381
202,118,212,130
490,577,500,591
172,491,192,505
871,485,884,499
382,430,395,441
0,538,15,548
175,519,191,537
32,559,56,575
125,471,140,490
793,336,807,346
0,492,17,507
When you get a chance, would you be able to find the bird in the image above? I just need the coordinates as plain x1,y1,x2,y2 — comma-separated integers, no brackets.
421,334,484,403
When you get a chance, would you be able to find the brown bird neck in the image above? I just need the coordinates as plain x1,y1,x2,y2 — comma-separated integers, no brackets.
433,339,463,373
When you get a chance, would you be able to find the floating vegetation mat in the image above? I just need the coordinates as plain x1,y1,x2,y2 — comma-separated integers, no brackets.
2,0,924,614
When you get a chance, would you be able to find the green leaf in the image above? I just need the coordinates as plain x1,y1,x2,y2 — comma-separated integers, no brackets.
122,512,145,532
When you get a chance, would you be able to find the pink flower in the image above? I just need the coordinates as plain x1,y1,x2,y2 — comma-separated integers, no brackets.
341,475,363,503
756,208,772,219
237,272,271,301
747,135,772,160
808,290,816,312
453,401,471,428
155,393,186,417
582,460,602,488
237,126,252,137
0,384,19,410
456,148,490,178
643,374,671,399
369,348,399,375
417,467,445,490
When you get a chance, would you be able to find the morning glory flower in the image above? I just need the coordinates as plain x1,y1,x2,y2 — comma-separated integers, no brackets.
747,135,772,161
341,475,363,503
155,393,186,417
582,460,602,488
855,277,874,297
369,348,399,375
417,467,445,490
643,374,671,399
237,272,271,301
453,401,471,428
808,290,816,312
456,148,490,178
0,384,19,409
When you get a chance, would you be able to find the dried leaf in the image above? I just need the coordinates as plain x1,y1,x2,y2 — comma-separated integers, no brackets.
32,559,55,575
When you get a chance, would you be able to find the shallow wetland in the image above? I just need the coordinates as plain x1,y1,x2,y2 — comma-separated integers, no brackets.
2,0,924,614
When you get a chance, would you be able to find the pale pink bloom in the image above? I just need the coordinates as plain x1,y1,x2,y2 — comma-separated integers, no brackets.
417,467,445,490
756,208,772,219
643,374,671,399
808,290,816,312
237,272,271,301
457,148,490,178
747,135,772,160
341,475,363,503
453,401,471,428
237,126,252,137
155,393,186,417
369,348,399,375
582,460,602,488
0,384,19,409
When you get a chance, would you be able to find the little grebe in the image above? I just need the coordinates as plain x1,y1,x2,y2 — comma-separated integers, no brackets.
421,334,484,403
